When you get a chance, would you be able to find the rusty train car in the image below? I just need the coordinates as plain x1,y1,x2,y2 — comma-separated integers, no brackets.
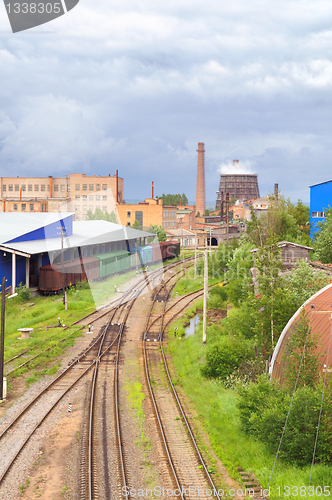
39,241,180,293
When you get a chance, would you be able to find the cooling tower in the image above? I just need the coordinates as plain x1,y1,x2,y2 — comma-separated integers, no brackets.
215,162,260,209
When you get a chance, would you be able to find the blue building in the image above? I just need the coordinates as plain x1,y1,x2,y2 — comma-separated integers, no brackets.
309,180,332,238
0,212,152,292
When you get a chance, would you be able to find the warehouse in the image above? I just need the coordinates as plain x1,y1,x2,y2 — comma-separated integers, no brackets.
309,179,332,238
0,213,152,292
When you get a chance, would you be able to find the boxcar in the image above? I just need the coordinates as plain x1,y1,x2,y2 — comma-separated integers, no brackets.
39,256,99,292
95,250,131,277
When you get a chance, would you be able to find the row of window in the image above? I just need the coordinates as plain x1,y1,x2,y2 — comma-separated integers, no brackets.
3,184,51,192
163,210,176,218
75,205,108,212
162,221,176,227
13,203,36,211
3,183,110,193
312,212,325,218
75,195,107,201
75,184,108,191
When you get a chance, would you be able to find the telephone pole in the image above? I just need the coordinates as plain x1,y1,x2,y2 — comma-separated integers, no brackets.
203,248,208,345
0,277,5,400
194,229,197,280
57,226,67,306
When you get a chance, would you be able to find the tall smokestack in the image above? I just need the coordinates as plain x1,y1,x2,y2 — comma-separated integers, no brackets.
196,142,205,216
274,183,278,200
116,170,119,204
152,181,154,199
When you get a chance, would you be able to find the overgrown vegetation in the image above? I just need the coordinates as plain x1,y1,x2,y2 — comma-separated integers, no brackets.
166,195,332,496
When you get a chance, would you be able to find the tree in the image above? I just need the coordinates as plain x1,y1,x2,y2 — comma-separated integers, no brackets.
196,211,201,218
159,193,188,206
313,207,332,263
282,309,323,392
85,208,118,223
148,225,167,242
132,220,141,229
247,195,309,247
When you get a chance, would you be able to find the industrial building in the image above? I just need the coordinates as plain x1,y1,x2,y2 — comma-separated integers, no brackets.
0,172,124,221
309,179,332,238
0,212,151,292
215,161,260,209
117,198,177,230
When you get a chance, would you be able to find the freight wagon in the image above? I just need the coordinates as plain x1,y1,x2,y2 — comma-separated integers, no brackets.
39,240,180,293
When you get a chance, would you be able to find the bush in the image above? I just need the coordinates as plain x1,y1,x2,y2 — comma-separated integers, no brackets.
17,283,31,302
201,337,254,380
237,376,332,466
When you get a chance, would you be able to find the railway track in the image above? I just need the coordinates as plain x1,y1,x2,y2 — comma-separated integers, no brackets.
143,281,221,500
0,255,204,496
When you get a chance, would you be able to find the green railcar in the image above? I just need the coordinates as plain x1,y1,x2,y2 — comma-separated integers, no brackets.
95,250,131,278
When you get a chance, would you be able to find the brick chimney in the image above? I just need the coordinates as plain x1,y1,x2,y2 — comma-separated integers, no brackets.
196,142,205,216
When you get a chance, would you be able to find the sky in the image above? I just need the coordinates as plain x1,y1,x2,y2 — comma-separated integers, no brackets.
1,1,332,206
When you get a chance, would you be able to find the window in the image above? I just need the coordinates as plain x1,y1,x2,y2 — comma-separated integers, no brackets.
102,206,107,211
22,185,26,192
127,210,131,218
127,222,131,226
28,184,32,191
89,195,94,200
96,184,100,191
9,184,13,191
83,195,87,201
89,184,94,191
54,185,59,192
83,184,87,191
75,195,80,200
75,184,80,191
41,184,45,191
47,185,50,191
312,212,325,218
3,185,6,192
15,184,19,191
61,185,65,192
83,205,87,211
21,203,26,211
96,195,100,201
89,205,94,210
13,203,18,211
75,205,80,211
30,204,34,211
135,210,143,227
35,185,39,191
96,205,101,210
163,210,165,218
102,184,107,191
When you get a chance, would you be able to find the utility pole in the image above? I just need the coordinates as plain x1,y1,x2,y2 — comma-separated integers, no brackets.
203,248,208,345
181,219,186,278
0,277,5,400
57,226,67,307
194,229,197,280
226,192,229,242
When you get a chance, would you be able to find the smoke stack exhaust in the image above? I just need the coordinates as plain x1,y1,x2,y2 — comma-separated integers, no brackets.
274,183,278,200
196,142,206,216
152,181,154,199
116,170,119,204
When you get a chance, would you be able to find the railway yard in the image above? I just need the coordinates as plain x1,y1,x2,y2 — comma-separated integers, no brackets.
0,258,244,500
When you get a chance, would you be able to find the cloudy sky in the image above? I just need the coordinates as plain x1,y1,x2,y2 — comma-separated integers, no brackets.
1,0,332,206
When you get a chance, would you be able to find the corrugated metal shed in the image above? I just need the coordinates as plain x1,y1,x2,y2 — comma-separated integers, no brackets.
270,283,332,384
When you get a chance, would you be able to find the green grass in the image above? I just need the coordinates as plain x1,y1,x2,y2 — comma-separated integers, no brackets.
165,305,332,500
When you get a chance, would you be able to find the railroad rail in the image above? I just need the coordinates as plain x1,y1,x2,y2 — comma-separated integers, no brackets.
143,280,221,499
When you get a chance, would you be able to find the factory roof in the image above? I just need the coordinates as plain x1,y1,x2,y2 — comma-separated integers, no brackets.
0,212,73,243
0,216,153,257
309,180,332,188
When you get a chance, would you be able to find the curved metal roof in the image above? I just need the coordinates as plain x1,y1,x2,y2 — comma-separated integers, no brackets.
270,283,332,384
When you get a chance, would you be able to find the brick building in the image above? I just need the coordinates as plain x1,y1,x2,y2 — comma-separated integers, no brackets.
0,172,124,221
176,206,196,231
117,198,177,229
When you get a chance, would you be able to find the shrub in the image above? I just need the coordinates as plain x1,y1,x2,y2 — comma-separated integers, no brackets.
16,283,31,302
201,337,254,380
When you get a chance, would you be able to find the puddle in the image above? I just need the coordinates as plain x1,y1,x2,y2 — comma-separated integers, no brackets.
185,314,200,337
